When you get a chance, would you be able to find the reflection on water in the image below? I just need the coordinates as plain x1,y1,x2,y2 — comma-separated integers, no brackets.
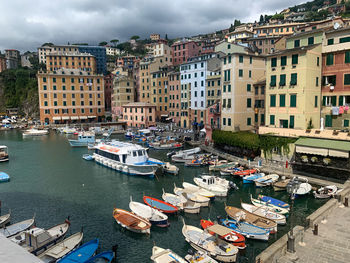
0,130,326,262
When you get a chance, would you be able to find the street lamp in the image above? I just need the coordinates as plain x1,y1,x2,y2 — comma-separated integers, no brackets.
287,183,297,253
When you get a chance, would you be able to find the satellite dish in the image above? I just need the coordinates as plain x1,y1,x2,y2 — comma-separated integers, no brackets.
334,22,340,30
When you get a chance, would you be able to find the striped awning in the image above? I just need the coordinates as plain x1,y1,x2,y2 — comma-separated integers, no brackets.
79,116,88,120
71,116,79,120
295,146,328,156
62,116,70,120
88,116,96,118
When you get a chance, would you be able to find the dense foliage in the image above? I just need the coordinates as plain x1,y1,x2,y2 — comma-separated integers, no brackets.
289,0,336,12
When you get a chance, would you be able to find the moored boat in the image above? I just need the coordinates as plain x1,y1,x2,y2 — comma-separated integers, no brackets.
258,195,290,209
287,177,312,197
273,179,291,191
313,185,338,199
182,200,201,214
143,196,178,214
0,216,35,237
234,169,257,177
185,250,219,263
193,176,228,197
113,208,151,234
23,128,49,136
151,246,187,263
68,132,95,147
182,182,215,200
250,195,289,215
0,211,10,228
209,161,236,172
0,172,10,183
82,154,94,161
57,239,99,263
162,189,186,210
241,202,286,225
84,251,114,263
0,146,9,162
171,147,202,163
243,173,264,184
254,174,279,187
162,162,179,175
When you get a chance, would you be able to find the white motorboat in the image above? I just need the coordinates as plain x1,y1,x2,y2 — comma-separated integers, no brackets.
313,185,338,199
162,162,179,175
162,189,186,210
254,174,279,187
185,250,219,263
38,232,84,263
182,200,201,214
23,128,49,136
150,246,187,263
182,182,215,199
287,177,312,196
194,176,229,197
182,221,238,262
93,140,163,177
69,132,95,147
171,147,201,163
129,197,169,227
241,202,286,225
174,184,210,207
0,146,9,162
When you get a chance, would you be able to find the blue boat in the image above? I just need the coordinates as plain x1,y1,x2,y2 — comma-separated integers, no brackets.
0,172,10,183
57,239,99,263
258,195,290,209
219,218,270,241
69,132,95,147
82,154,94,161
84,251,114,263
243,173,264,184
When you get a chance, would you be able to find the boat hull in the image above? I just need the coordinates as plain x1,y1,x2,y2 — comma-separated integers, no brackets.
220,219,269,241
69,140,92,147
186,241,237,262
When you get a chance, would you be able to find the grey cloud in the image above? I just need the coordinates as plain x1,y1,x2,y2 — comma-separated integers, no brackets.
0,0,304,52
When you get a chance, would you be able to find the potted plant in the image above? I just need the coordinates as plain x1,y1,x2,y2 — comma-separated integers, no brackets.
323,158,331,165
311,156,318,163
301,155,308,163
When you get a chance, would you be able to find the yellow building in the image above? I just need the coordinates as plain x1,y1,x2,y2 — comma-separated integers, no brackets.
265,44,322,130
206,71,221,107
253,22,305,38
221,53,265,131
38,69,105,124
46,52,96,73
150,68,169,120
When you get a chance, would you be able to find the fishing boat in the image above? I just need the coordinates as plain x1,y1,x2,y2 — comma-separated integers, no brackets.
273,179,291,191
185,250,219,263
209,162,236,172
182,200,201,214
254,174,279,187
93,141,163,177
150,246,187,263
82,154,94,161
125,129,135,139
38,232,84,263
143,196,178,214
182,221,238,262
234,169,257,177
182,182,215,200
23,128,49,136
152,142,183,150
220,167,240,176
174,184,211,207
129,197,169,227
162,189,186,210
0,211,10,227
225,206,277,234
84,251,114,263
258,195,290,209
219,218,270,241
287,177,312,197
0,146,9,162
243,173,264,184
68,132,95,147
171,147,202,163
0,172,10,183
57,239,99,263
250,195,289,215
193,176,228,197
313,185,338,199
241,203,286,225
184,158,206,167
113,208,151,234
0,216,35,237
12,219,71,255
200,220,246,249
162,162,179,175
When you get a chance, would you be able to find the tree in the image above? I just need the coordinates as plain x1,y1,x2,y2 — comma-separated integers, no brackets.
259,14,264,23
233,19,241,27
41,42,54,47
165,34,168,40
130,35,140,41
110,39,119,47
229,24,234,32
99,41,108,46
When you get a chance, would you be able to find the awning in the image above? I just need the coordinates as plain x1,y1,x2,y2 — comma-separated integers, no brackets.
295,145,328,156
79,116,88,120
328,149,349,158
207,224,232,236
200,128,206,133
88,116,96,118
161,114,168,117
52,117,61,120
71,116,79,120
62,116,70,120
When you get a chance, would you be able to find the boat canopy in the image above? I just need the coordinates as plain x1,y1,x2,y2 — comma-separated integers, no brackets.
206,224,232,236
0,146,8,149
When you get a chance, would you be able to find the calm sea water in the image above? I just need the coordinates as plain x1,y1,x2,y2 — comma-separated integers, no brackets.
0,131,327,262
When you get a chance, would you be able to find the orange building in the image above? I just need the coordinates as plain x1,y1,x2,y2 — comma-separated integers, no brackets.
122,102,156,128
168,71,181,125
253,22,305,38
46,52,96,73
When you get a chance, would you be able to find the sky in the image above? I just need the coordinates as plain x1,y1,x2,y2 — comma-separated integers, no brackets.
0,0,306,52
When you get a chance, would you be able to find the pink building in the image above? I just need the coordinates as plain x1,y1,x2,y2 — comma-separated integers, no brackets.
104,74,113,111
205,101,221,141
171,40,200,66
122,102,156,128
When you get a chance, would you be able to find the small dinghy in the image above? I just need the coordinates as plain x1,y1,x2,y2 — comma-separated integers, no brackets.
57,239,99,263
84,251,114,263
0,216,35,237
234,169,257,177
185,250,219,263
313,185,338,199
174,184,210,207
219,218,270,241
150,246,187,263
219,166,239,176
39,231,84,263
200,220,246,249
241,202,286,225
273,179,291,191
254,174,279,187
129,197,169,227
225,206,277,234
182,220,239,262
243,173,264,184
0,172,10,183
258,195,290,209
182,200,201,214
82,154,94,161
162,189,186,210
113,208,151,234
193,176,229,197
287,177,312,197
250,195,289,215
182,182,215,200
0,210,10,228
162,162,179,175
143,196,178,214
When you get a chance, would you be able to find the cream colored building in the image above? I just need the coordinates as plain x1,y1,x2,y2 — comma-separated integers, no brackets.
221,52,265,131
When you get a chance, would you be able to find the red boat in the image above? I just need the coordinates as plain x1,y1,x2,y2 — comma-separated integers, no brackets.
143,196,178,214
200,219,246,249
234,169,257,177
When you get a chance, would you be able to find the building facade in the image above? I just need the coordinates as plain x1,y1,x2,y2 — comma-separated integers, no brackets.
171,40,200,66
253,79,266,129
122,102,156,128
104,74,113,112
168,71,181,126
5,49,20,69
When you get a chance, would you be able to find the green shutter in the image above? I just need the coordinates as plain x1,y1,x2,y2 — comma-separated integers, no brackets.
239,55,243,63
247,84,251,91
255,114,258,123
270,115,275,125
340,37,350,43
247,118,251,125
290,94,297,107
270,75,276,87
292,54,298,64
294,40,300,47
327,39,334,45
325,115,332,127
261,114,265,125
331,96,337,106
326,54,334,65
271,58,277,67
345,51,350,64
280,94,286,107
239,69,243,77
339,96,344,106
308,37,314,45
281,56,287,66
322,96,326,106
270,95,276,107
279,74,286,86
315,96,318,107
344,120,349,127
345,74,350,85
290,73,297,85
289,116,295,128
247,98,251,108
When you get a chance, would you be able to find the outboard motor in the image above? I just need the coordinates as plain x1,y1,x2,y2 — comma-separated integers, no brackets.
229,181,238,190
187,249,194,255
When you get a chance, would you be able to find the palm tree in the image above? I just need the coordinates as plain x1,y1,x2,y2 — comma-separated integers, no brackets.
110,39,119,47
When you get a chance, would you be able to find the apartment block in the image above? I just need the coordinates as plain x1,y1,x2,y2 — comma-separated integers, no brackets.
150,68,169,120
253,22,305,38
168,71,181,126
46,52,96,73
122,102,156,128
172,40,200,66
5,49,20,69
253,79,266,128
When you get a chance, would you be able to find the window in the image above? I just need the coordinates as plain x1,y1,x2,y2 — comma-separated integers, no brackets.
340,37,350,43
255,114,258,123
292,54,298,64
228,118,231,126
289,116,295,129
44,101,48,106
279,74,286,86
294,39,300,48
281,56,287,66
345,74,350,85
43,77,47,82
316,77,319,86
43,85,47,90
238,69,243,77
270,75,276,87
345,51,350,64
228,56,231,63
327,38,334,45
249,70,252,78
326,54,334,66
290,73,297,85
270,115,275,125
270,95,276,107
247,118,251,126
223,118,226,125
290,94,297,107
228,85,231,92
53,77,56,83
308,37,314,45
344,120,349,127
325,115,332,127
247,84,251,92
239,55,243,63
280,94,286,107
271,57,277,67
250,56,252,64
339,96,344,106
317,57,320,66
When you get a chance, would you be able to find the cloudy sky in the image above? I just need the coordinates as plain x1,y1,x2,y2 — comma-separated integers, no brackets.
0,0,306,52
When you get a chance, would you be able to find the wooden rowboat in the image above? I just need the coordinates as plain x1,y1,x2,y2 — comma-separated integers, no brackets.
241,202,286,225
143,196,178,214
273,179,290,191
112,208,151,234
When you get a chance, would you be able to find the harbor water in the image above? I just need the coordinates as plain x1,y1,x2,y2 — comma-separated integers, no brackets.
0,131,327,262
